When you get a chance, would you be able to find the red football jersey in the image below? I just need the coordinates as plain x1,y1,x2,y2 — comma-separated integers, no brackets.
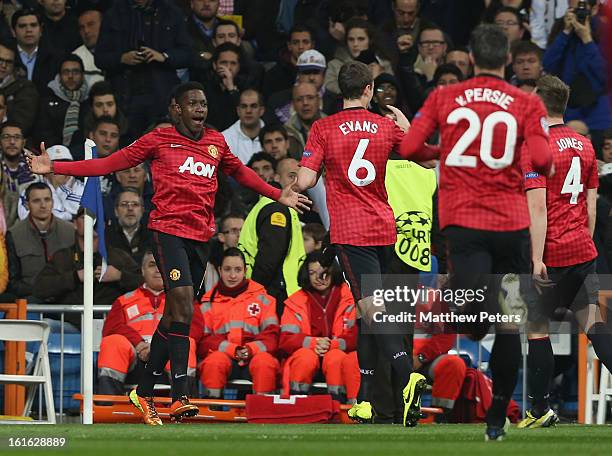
301,107,404,246
410,75,550,231
522,124,598,267
118,127,242,241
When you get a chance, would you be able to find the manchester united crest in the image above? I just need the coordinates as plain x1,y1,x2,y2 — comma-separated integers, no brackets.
169,269,181,281
208,145,218,158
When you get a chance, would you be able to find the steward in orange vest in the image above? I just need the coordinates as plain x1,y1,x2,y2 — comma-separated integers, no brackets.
280,251,359,403
198,248,280,397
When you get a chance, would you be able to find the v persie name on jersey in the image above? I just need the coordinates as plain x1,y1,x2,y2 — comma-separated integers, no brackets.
455,88,514,110
338,120,379,135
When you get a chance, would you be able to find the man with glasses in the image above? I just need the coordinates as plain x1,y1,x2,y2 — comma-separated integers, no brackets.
1,122,39,196
35,54,89,148
414,26,448,83
107,188,152,264
0,40,39,135
222,89,265,164
494,7,526,46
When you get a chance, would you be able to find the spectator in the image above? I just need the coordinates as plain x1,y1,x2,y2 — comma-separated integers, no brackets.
38,0,81,54
567,119,590,137
280,251,358,403
95,0,192,139
0,40,39,135
88,116,121,158
70,82,129,160
247,152,276,183
11,8,63,96
35,206,143,327
73,9,104,87
238,157,306,314
445,46,472,79
285,82,326,156
222,89,265,164
18,145,84,221
106,188,152,264
1,122,39,197
531,0,569,49
603,129,612,163
544,0,610,153
98,251,197,395
433,63,463,87
268,49,339,124
511,40,544,87
104,162,153,225
6,181,75,298
380,0,435,67
188,0,221,67
413,26,448,84
302,223,325,254
494,7,527,46
198,247,280,398
262,24,315,98
259,124,292,161
36,54,90,148
369,73,407,117
0,154,18,232
325,18,395,96
203,213,245,291
200,43,243,131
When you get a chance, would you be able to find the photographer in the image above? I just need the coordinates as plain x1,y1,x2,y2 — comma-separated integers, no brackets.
543,0,610,156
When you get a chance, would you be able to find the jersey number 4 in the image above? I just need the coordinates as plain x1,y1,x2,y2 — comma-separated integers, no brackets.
445,107,518,169
561,156,583,204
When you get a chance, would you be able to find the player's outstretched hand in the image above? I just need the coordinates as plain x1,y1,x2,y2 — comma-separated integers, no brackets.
25,142,52,175
279,177,312,214
386,105,410,132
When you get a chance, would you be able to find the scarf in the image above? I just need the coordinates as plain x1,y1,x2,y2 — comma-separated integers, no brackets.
48,75,89,146
217,278,249,298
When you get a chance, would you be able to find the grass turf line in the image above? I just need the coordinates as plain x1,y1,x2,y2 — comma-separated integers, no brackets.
1,424,612,456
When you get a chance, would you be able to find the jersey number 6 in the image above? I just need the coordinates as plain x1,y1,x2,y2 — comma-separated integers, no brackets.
445,107,518,170
347,138,375,187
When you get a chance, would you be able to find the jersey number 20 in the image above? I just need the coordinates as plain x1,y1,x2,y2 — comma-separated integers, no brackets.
445,107,518,169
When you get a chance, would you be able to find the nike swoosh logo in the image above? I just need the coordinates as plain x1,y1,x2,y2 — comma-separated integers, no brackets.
170,144,183,148
152,371,163,376
174,373,187,379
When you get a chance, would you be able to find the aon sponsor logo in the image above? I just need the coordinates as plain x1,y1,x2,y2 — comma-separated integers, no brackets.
178,156,216,177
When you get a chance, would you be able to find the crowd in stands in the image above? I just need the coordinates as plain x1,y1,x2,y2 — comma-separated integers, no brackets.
0,0,610,419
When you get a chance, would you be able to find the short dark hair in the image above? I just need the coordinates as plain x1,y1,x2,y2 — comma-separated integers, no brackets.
494,6,523,27
338,61,373,100
418,25,446,44
89,81,115,105
25,182,51,202
11,8,40,30
214,19,240,39
536,74,570,117
469,24,509,70
59,54,85,74
115,187,144,208
604,128,612,141
289,23,314,41
174,81,205,104
297,250,344,290
259,124,288,144
302,223,326,242
90,115,120,135
433,63,463,85
0,38,16,56
511,40,542,61
213,42,241,63
0,121,23,134
247,152,277,171
220,213,245,232
221,247,246,267
240,88,264,107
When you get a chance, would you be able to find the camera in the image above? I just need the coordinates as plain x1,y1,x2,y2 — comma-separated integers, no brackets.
575,0,590,24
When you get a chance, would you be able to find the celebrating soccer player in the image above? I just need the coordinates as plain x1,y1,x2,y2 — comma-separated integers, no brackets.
389,24,553,440
28,81,310,425
520,74,612,429
296,61,428,427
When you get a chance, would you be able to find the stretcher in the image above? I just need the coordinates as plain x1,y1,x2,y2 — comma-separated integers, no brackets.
73,394,443,424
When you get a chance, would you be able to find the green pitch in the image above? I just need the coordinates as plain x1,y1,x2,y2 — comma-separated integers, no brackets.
1,424,612,456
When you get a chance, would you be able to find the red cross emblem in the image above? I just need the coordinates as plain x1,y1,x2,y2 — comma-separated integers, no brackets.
248,303,260,316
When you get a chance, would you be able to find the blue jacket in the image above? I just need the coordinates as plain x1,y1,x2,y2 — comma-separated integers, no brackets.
543,26,610,130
